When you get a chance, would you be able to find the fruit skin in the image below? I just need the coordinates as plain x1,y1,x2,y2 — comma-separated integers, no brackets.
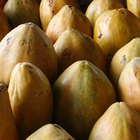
89,102,140,140
85,0,124,27
109,37,140,86
94,8,140,60
3,0,41,28
127,0,140,18
46,5,92,44
53,60,116,140
8,62,53,140
118,57,140,112
54,28,107,75
0,8,10,41
26,123,75,140
40,0,79,31
0,22,57,86
0,83,19,140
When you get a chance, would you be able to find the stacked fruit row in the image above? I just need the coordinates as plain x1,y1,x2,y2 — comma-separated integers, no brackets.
0,0,140,140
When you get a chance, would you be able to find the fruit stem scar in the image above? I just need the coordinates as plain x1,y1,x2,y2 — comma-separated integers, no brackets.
98,33,102,39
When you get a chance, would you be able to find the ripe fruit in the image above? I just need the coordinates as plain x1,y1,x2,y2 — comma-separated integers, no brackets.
0,22,57,86
46,5,92,43
118,57,140,112
4,0,41,28
0,83,19,140
53,60,116,140
54,29,107,75
85,0,123,27
8,62,53,140
26,124,75,140
109,37,140,86
40,0,79,31
89,102,140,140
94,8,140,60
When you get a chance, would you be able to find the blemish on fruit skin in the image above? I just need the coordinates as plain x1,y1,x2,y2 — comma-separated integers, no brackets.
49,0,53,7
134,65,140,80
119,8,127,15
54,124,63,130
0,85,7,93
120,54,127,65
6,36,12,46
98,33,103,39
26,65,33,74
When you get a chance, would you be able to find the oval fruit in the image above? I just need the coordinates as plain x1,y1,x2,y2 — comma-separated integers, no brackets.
85,0,123,27
0,83,19,140
118,57,140,112
54,29,107,75
8,62,53,140
109,37,140,86
4,0,41,28
0,22,57,86
46,5,92,43
53,60,116,140
40,0,79,31
94,8,140,60
26,123,75,140
89,102,140,140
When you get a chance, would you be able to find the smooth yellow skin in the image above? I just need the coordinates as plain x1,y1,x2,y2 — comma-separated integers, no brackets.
109,37,140,87
89,102,140,140
54,29,107,75
85,0,123,27
46,5,92,44
0,84,19,140
0,22,57,86
8,62,53,140
53,60,116,140
118,57,140,112
94,8,140,59
127,0,140,18
26,124,75,140
40,0,79,31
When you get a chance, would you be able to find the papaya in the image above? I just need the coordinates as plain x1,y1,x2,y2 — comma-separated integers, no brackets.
26,123,75,140
94,8,140,60
109,37,140,86
3,0,41,28
85,0,123,27
118,57,140,112
0,83,19,140
53,60,116,140
46,5,92,43
0,22,57,86
54,28,107,75
40,0,79,31
89,102,140,140
8,62,53,140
